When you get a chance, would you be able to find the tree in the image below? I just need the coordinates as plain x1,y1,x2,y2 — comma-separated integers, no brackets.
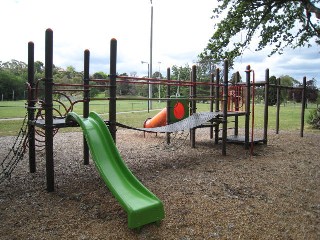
0,70,25,100
287,78,318,105
268,76,278,105
201,0,320,65
171,64,192,97
0,60,27,100
305,78,319,102
117,73,130,95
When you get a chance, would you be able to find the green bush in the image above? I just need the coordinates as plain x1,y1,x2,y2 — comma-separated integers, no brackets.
307,108,320,129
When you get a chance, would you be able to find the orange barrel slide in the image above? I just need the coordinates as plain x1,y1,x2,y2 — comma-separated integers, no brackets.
144,101,187,129
144,107,167,128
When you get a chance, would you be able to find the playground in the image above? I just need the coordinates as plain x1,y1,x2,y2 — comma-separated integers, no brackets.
1,29,319,238
0,128,319,239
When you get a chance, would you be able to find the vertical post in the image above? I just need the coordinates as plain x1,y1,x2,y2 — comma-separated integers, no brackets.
27,41,36,173
209,73,214,139
83,49,90,165
234,71,240,136
214,68,220,144
222,60,228,156
276,78,281,134
149,2,153,110
263,68,269,143
244,65,251,150
190,65,197,148
109,39,117,143
44,29,54,192
166,67,171,144
300,76,306,137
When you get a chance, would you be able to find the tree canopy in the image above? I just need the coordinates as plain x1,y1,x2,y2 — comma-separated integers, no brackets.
200,0,320,65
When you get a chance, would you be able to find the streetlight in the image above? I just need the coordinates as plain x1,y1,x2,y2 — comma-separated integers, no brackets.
141,61,150,112
149,0,153,110
141,61,149,77
158,61,161,102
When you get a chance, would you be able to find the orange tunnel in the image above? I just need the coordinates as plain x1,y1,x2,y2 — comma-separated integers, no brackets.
144,107,167,128
144,101,188,129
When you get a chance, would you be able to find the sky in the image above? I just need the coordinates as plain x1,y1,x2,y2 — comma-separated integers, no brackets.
0,0,319,85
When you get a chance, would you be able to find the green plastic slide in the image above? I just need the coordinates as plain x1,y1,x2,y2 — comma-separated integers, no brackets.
66,112,164,229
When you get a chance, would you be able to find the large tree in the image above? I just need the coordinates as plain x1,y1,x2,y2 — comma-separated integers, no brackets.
201,0,320,65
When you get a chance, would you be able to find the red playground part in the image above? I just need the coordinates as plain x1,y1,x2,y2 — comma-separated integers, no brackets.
173,102,185,120
144,101,187,129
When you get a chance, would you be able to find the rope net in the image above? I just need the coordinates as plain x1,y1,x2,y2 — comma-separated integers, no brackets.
138,112,221,133
0,113,28,183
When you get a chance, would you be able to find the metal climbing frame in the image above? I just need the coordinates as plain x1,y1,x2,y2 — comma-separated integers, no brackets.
26,28,307,192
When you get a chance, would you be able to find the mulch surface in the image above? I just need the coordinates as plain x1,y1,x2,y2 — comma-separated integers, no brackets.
0,129,319,239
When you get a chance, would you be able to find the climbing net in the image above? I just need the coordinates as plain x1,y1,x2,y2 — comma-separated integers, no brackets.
0,113,29,182
138,112,221,133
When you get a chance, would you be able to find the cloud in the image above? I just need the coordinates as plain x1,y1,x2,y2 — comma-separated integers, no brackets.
0,0,318,87
231,45,319,85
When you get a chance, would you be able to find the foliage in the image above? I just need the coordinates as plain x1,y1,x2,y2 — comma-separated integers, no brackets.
305,78,319,102
0,60,27,100
170,64,192,97
268,76,278,105
200,0,320,65
289,78,319,103
307,107,320,128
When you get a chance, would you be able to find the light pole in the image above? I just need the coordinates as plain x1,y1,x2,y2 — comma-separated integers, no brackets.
141,61,150,112
149,0,153,110
158,61,161,102
141,61,149,77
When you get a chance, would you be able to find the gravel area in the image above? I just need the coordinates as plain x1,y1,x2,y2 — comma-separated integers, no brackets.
0,128,319,239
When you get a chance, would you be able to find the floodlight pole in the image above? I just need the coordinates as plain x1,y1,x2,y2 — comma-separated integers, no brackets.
158,61,161,102
141,61,150,112
149,0,153,110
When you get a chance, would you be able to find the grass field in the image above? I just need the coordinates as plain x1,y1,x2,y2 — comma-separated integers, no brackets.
0,99,318,136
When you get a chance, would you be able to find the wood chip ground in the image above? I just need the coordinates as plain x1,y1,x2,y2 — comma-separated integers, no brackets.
0,129,319,239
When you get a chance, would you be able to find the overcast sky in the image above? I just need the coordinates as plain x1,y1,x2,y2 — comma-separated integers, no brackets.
1,0,319,84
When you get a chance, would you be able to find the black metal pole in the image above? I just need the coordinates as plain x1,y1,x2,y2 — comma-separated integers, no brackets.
245,65,251,150
276,78,281,134
166,67,171,144
234,71,240,136
300,76,307,137
149,3,153,111
214,68,220,144
263,68,269,143
190,65,197,148
109,38,117,143
27,41,36,173
209,73,214,139
83,49,90,165
222,60,228,155
44,29,54,192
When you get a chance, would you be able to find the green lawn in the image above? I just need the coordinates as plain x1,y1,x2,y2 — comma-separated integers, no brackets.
0,100,318,136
